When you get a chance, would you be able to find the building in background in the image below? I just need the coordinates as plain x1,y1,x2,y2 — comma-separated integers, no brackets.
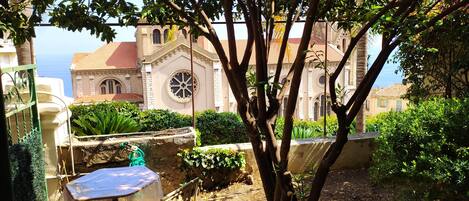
71,24,362,120
0,32,18,68
366,84,410,116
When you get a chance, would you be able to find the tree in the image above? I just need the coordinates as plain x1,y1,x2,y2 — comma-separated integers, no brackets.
1,0,467,200
396,8,469,102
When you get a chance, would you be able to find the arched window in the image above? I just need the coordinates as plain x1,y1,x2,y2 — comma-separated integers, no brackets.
100,79,122,94
181,29,188,39
318,95,331,117
153,29,161,44
163,29,169,43
342,38,347,52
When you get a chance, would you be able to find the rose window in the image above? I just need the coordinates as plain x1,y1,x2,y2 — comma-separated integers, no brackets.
168,71,198,102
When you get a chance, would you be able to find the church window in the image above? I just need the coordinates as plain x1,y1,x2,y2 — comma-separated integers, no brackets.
100,79,122,94
319,75,326,85
164,29,169,43
168,71,198,102
182,29,188,39
153,29,161,44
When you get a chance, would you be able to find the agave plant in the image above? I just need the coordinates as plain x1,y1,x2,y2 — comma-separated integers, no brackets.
73,110,141,136
291,127,321,139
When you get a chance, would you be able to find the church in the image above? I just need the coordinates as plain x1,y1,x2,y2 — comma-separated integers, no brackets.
71,23,360,120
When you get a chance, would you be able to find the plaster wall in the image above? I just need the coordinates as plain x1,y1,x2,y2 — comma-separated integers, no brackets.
150,52,215,114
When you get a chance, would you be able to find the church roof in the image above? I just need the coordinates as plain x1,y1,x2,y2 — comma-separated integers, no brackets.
219,39,344,65
74,93,143,104
71,42,137,70
142,38,219,64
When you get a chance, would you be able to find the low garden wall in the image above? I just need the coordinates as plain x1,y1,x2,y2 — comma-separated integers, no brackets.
58,127,196,194
200,133,377,176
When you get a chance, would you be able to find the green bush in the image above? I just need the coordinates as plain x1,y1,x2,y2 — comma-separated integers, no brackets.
196,110,248,146
275,116,346,139
70,102,140,127
370,98,469,199
73,111,141,136
69,102,140,135
139,109,191,131
365,112,389,132
178,148,246,189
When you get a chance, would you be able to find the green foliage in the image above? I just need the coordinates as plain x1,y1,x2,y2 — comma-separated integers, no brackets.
9,130,48,201
396,9,469,102
139,109,191,132
370,98,469,199
194,129,202,147
178,148,245,189
73,111,140,136
196,110,248,146
69,102,140,133
365,112,390,132
70,102,140,127
276,115,355,139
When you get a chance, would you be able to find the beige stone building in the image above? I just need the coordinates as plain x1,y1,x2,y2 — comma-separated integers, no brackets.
366,84,410,116
71,24,362,120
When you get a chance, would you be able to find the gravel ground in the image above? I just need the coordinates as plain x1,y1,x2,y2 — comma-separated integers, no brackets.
197,168,395,201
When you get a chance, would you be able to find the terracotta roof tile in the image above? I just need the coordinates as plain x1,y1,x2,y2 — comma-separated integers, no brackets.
74,93,143,104
71,42,137,70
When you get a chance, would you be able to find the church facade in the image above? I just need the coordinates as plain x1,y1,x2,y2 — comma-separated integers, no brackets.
71,24,360,120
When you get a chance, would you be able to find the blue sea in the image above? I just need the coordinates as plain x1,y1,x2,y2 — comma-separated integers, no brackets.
36,54,74,97
34,45,403,98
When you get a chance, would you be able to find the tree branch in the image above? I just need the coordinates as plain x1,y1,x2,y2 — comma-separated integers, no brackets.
280,0,320,168
329,0,398,107
164,1,210,36
239,0,254,71
223,0,240,69
272,0,300,98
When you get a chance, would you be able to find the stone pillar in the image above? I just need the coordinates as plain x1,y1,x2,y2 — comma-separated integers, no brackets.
213,61,223,112
89,75,95,96
36,77,73,201
142,63,155,109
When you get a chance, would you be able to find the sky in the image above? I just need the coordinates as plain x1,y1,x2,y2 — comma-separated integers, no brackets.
34,24,403,97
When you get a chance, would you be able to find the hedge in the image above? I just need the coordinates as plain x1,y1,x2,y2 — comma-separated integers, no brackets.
370,98,469,200
178,148,246,189
139,109,192,131
195,110,248,146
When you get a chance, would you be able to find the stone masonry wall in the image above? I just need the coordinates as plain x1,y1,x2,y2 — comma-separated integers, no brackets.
58,127,196,194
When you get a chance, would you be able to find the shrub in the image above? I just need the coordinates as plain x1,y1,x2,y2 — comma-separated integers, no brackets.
139,109,191,131
275,116,342,139
178,148,246,189
73,111,140,136
70,102,140,126
196,110,248,145
370,98,469,199
365,112,390,132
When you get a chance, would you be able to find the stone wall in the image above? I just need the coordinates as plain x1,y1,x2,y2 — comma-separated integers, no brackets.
200,133,377,177
58,127,196,194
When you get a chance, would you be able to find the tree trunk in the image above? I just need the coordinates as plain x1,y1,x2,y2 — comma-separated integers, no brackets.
355,32,367,134
308,109,349,201
15,38,34,65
